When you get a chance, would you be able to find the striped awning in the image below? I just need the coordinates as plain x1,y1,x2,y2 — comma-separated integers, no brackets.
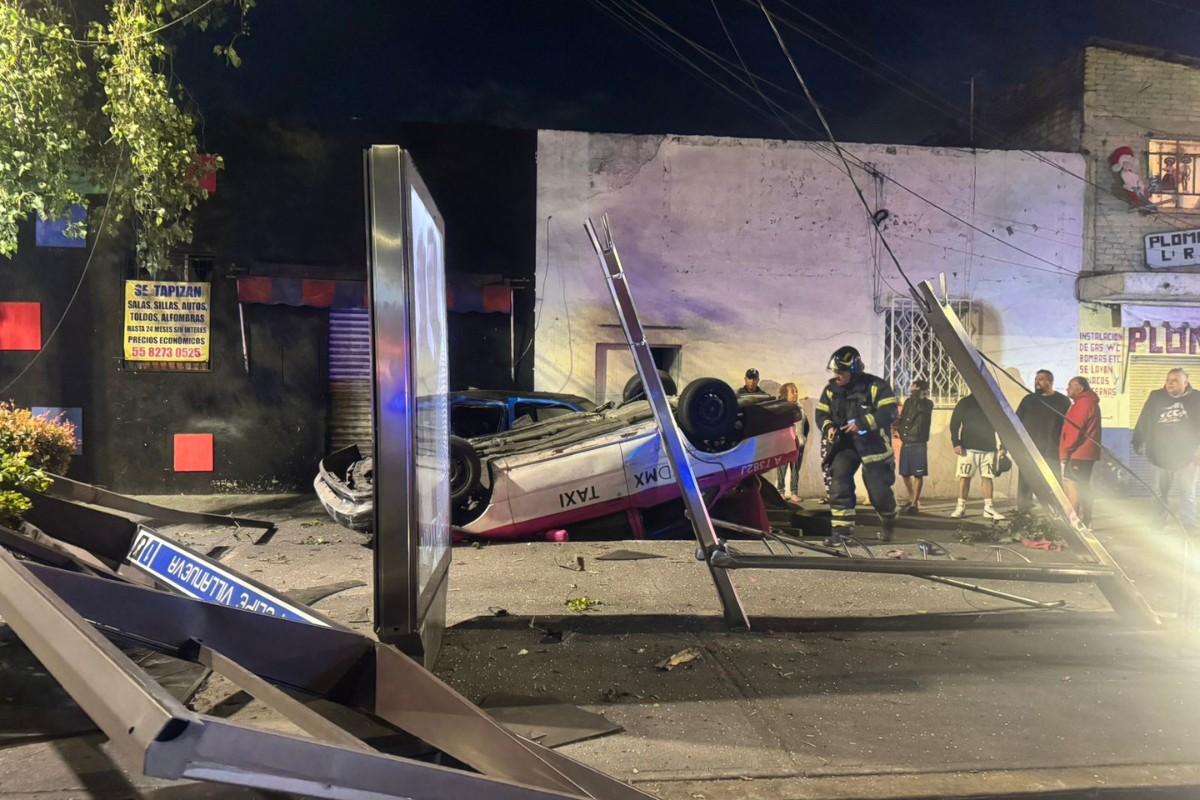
236,277,512,314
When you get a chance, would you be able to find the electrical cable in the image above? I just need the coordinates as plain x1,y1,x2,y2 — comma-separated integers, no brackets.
754,0,1191,556
755,0,921,303
745,0,1200,236
1,153,123,397
602,0,1079,278
512,216,551,373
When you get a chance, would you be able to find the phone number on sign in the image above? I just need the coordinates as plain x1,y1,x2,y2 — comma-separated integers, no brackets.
129,346,204,359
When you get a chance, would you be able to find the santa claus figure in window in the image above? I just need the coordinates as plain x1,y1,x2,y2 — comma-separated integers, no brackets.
1109,146,1150,206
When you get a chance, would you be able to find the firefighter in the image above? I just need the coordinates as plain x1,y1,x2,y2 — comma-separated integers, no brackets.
814,346,900,545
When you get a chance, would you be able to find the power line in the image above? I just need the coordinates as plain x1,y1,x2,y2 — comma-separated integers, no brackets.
756,0,919,299
604,0,1078,278
742,0,1200,236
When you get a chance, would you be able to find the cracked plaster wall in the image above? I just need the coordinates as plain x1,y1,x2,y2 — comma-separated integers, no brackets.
535,130,1085,498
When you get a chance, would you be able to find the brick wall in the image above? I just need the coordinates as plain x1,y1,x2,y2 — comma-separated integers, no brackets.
989,53,1083,152
1083,45,1200,273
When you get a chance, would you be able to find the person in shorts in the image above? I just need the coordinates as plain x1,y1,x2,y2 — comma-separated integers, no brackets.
896,379,933,513
949,393,1006,520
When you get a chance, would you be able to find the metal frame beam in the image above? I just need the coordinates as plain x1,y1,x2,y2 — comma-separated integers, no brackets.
43,474,273,530
13,561,651,799
585,216,749,630
913,281,1159,626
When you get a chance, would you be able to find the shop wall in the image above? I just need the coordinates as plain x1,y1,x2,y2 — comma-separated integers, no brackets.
0,117,537,494
535,130,1086,499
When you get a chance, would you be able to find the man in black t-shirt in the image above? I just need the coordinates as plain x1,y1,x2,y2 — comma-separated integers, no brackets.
1015,369,1072,513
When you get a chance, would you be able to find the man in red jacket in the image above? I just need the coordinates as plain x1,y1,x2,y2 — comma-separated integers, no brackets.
1060,376,1102,526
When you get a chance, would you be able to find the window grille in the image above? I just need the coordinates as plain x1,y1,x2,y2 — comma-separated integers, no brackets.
1148,139,1200,211
884,298,977,408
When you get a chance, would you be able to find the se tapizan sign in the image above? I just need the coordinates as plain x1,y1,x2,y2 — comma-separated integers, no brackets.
1145,228,1200,268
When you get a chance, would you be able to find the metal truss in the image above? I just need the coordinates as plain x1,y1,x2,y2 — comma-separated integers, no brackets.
0,546,649,800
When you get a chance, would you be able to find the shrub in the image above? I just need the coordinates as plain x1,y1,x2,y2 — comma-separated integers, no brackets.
0,403,76,476
0,450,51,528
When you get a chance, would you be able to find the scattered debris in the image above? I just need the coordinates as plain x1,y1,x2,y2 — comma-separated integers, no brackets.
559,556,586,572
299,535,329,546
348,606,371,624
657,647,702,671
488,606,509,617
596,549,666,562
885,549,910,559
566,596,603,613
517,649,530,656
1024,538,1065,552
300,519,325,528
283,580,365,606
480,693,623,747
205,545,232,561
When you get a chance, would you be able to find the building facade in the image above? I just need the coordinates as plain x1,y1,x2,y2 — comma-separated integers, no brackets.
535,130,1086,499
999,41,1200,491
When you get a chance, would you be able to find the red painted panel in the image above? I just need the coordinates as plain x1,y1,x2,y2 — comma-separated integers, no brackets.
0,303,41,351
174,433,214,472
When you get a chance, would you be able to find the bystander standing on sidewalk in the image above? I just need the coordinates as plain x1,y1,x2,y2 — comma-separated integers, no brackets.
950,393,1006,520
896,378,933,514
1060,376,1102,528
1015,369,1071,512
775,382,805,503
1132,367,1200,531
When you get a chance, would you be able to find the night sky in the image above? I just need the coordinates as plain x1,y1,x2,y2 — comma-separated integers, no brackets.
177,0,1200,144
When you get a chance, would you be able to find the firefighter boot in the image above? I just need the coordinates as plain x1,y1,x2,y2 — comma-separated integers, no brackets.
877,512,896,542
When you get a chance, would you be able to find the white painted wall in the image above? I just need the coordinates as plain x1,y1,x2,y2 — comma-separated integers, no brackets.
535,131,1086,499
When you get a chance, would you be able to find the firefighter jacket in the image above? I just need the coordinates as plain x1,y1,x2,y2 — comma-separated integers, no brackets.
815,373,899,463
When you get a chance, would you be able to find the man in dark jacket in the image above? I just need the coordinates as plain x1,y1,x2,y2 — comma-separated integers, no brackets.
815,346,899,544
896,378,933,514
1133,367,1200,529
1060,376,1102,527
738,368,767,395
950,393,1006,520
1015,369,1072,512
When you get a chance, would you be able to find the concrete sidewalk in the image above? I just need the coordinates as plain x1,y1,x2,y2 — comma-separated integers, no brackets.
1,493,1198,800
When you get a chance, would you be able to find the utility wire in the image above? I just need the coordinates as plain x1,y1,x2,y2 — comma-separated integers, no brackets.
760,0,911,299
753,0,1185,546
744,0,1200,236
603,0,1078,278
977,349,1189,539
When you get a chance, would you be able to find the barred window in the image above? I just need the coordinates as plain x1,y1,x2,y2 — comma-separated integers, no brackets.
884,298,977,408
1148,139,1200,211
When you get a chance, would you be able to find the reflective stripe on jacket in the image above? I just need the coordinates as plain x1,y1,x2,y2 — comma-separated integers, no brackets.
814,373,899,463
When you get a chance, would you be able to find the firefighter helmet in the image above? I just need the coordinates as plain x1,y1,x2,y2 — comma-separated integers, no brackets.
827,346,863,374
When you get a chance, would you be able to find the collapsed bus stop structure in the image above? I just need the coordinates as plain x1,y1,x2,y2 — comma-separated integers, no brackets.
0,148,648,800
0,168,1169,800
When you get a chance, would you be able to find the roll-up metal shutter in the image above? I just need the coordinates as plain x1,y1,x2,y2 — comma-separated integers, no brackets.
328,309,373,454
1125,356,1200,495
